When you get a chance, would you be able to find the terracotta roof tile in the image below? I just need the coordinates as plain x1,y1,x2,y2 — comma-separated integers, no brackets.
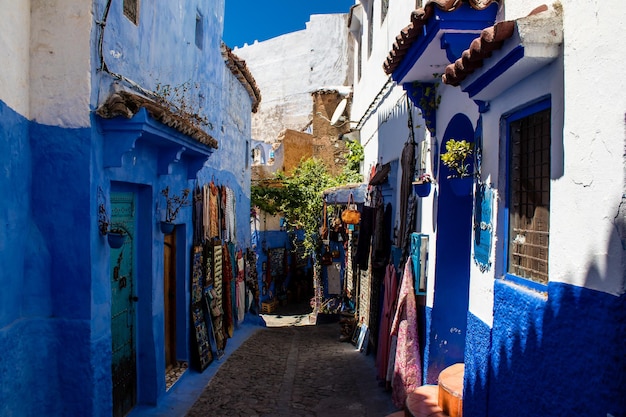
96,91,219,149
383,0,500,75
221,43,262,113
442,4,549,86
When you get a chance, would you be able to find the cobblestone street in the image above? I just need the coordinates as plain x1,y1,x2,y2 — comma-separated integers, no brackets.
185,319,398,417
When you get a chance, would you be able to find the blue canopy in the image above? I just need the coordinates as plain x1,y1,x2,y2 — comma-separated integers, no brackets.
322,183,367,204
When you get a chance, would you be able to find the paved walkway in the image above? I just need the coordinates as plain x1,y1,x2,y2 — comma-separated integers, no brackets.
130,303,398,417
186,321,398,417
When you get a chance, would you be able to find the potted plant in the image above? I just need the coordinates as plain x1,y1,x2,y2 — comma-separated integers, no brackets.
98,202,127,248
106,227,127,249
440,139,474,196
160,186,190,234
412,173,434,197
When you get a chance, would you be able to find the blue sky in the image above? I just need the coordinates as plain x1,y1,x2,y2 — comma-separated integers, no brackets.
223,0,355,48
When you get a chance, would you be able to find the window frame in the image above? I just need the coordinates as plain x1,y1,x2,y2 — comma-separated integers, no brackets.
123,0,139,25
502,97,552,292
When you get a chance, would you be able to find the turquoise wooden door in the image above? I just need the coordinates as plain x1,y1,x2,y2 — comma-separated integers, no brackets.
110,192,136,417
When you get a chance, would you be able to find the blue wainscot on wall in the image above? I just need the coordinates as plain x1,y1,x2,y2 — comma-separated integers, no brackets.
487,279,626,417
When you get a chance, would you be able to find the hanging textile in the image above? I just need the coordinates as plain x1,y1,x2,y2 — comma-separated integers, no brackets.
226,187,237,242
209,182,219,239
245,249,260,314
193,184,203,245
210,241,226,351
326,262,342,295
220,186,227,240
398,139,415,251
203,184,210,241
236,249,246,324
402,195,418,262
390,258,422,408
355,206,375,269
191,246,212,370
371,190,387,268
376,264,399,381
222,243,234,338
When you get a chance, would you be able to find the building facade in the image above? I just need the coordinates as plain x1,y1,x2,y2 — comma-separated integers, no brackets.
0,1,258,416
350,0,625,415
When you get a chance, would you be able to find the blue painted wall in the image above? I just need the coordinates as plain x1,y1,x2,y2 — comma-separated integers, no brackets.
1,0,253,414
486,280,626,417
425,113,474,383
253,230,290,302
0,99,97,416
462,312,491,417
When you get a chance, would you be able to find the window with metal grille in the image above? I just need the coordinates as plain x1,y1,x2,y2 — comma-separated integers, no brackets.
381,0,389,24
123,0,139,25
507,105,551,285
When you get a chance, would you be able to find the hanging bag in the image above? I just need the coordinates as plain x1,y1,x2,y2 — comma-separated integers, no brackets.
341,193,361,225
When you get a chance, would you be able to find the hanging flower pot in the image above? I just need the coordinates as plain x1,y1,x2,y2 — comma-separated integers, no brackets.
449,177,473,197
412,173,434,197
160,221,176,234
412,181,432,197
107,231,126,249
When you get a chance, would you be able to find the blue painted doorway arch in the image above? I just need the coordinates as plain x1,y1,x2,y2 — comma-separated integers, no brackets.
424,113,475,383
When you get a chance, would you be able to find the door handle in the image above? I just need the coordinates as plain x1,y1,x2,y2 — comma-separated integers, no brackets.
130,295,139,302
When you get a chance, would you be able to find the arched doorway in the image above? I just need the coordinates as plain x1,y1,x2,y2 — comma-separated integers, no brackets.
425,113,475,383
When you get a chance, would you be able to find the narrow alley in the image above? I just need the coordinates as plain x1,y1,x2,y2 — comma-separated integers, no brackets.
185,304,398,417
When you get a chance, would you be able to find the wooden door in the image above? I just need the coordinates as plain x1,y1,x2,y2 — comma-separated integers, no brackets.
164,231,177,369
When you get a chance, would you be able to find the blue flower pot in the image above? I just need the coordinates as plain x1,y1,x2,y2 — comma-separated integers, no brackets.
107,232,126,249
449,177,473,197
412,182,432,197
160,221,175,234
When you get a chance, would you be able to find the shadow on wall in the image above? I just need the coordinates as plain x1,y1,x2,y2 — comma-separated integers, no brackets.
464,213,626,417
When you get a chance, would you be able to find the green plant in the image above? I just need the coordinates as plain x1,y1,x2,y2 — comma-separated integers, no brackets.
336,139,364,184
411,80,441,131
251,139,364,260
441,139,474,178
97,186,125,236
161,186,190,223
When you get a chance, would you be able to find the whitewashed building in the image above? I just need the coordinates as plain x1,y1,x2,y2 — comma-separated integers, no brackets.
350,0,625,415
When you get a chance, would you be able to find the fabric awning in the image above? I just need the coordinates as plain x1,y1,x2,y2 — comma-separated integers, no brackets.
323,183,367,204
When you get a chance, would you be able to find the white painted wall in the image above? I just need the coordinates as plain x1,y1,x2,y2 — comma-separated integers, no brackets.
0,0,31,116
551,0,625,295
234,14,351,144
350,0,429,250
29,0,92,128
475,0,626,307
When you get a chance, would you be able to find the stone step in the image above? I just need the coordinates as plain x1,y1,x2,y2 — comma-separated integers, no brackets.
405,384,447,417
438,363,464,417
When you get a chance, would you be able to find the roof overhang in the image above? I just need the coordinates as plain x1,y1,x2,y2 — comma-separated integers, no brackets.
391,3,499,84
97,94,215,179
447,5,563,101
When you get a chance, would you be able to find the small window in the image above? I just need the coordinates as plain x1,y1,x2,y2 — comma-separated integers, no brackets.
506,103,551,285
195,12,204,50
123,0,139,25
